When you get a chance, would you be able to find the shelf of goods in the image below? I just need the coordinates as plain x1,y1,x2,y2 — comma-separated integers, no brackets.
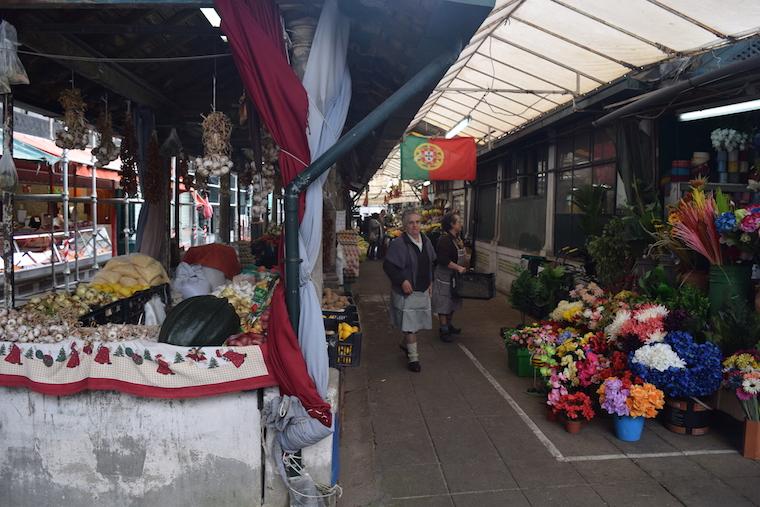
337,230,360,279
666,182,755,207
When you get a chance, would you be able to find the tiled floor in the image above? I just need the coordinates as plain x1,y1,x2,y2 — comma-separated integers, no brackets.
338,261,760,506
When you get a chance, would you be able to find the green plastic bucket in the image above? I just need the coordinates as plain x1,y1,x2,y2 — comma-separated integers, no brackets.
708,265,752,316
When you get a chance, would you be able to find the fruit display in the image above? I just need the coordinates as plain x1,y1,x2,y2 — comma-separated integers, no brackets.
213,273,278,345
26,285,118,323
357,238,369,262
158,295,241,347
387,228,402,238
338,322,359,340
0,306,158,344
322,288,351,310
90,254,170,298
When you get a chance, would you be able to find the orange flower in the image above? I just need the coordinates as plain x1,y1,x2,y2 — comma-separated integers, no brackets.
627,383,664,418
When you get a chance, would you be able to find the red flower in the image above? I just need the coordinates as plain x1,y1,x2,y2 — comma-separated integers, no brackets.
553,392,595,421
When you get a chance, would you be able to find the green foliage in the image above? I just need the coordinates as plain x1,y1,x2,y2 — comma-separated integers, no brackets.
571,185,608,237
638,265,676,302
509,266,571,319
707,298,760,355
587,217,632,288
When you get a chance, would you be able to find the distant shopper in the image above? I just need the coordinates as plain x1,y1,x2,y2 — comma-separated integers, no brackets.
383,209,436,372
367,213,382,260
432,212,467,341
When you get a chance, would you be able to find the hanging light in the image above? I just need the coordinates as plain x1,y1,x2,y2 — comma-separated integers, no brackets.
678,99,760,122
445,115,471,139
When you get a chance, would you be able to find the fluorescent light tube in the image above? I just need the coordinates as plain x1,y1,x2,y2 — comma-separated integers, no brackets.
445,115,471,139
678,99,760,121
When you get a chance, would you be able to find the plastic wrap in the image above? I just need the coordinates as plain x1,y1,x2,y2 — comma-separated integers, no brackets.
0,21,29,94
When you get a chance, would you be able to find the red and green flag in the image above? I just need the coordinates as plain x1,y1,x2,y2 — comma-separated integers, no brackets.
400,135,476,181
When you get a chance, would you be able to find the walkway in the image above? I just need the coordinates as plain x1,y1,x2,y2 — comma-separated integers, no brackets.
338,261,760,506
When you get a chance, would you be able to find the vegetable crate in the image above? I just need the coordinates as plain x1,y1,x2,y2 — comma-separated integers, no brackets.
506,345,536,377
452,272,495,300
79,283,171,326
323,319,362,368
322,301,359,325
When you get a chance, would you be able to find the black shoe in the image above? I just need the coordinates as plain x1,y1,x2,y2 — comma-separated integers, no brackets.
408,361,421,372
439,331,455,343
449,325,462,335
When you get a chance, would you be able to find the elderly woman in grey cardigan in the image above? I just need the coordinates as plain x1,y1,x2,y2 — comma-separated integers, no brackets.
383,209,436,372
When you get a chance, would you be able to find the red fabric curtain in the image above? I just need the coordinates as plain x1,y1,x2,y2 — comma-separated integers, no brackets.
215,0,331,427
215,0,311,189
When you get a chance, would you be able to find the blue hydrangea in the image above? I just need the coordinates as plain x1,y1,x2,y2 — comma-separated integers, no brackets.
715,212,738,233
629,331,722,398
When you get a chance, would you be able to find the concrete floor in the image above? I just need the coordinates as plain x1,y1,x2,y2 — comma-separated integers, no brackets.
338,260,760,506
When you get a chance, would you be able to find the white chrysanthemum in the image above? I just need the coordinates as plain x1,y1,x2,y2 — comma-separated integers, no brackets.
646,330,667,343
743,378,760,395
583,309,593,319
605,309,631,339
634,305,669,322
632,343,686,372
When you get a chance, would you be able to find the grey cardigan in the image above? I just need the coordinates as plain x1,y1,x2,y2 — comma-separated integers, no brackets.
383,233,436,294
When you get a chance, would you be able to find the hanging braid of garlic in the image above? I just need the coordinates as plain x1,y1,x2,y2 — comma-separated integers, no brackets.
194,111,233,179
92,108,120,168
55,88,90,150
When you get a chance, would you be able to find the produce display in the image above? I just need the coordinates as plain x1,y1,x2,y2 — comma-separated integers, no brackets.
27,285,118,323
338,322,359,340
0,306,158,344
322,288,351,311
213,273,279,347
158,295,240,347
90,254,170,298
337,230,360,279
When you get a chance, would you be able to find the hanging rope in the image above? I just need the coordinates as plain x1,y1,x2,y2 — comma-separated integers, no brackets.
14,48,232,63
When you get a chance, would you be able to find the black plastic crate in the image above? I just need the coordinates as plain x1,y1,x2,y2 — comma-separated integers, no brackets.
79,283,172,326
452,272,495,300
322,305,359,325
323,319,362,367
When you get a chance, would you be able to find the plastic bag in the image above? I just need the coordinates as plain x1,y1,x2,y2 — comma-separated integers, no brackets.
0,21,29,94
201,265,226,290
173,262,211,299
0,152,18,192
142,295,166,326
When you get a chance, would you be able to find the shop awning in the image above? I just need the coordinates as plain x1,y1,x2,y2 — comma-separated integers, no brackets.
408,0,760,144
0,132,59,165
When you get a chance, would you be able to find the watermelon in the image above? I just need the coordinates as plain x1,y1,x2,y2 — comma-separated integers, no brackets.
158,295,240,347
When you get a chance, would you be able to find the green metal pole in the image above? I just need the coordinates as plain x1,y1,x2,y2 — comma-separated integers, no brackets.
284,43,462,330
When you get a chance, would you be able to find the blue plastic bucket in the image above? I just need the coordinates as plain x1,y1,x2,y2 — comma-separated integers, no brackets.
614,415,645,442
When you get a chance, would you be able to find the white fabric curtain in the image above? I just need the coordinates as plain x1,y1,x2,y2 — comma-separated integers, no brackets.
297,0,351,397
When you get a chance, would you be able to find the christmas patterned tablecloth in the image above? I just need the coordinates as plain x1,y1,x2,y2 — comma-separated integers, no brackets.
0,339,276,399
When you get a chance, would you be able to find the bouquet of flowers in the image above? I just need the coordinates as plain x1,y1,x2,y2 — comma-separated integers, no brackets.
711,128,749,152
605,303,669,344
629,331,722,398
503,322,559,350
723,351,760,421
597,376,665,418
550,300,585,324
669,182,723,265
552,392,595,421
714,204,760,261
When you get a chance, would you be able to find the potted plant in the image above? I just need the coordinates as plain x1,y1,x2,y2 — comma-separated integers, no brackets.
552,392,595,433
597,376,665,441
723,351,760,459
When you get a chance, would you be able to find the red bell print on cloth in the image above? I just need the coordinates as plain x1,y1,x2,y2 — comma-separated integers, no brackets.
217,349,246,368
155,354,175,375
94,345,111,365
66,343,80,369
4,344,22,365
83,342,93,355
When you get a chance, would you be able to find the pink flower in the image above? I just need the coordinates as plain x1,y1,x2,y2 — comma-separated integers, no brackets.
739,214,760,233
737,387,754,401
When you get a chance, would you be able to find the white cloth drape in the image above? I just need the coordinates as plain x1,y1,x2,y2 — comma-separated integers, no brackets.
297,0,351,397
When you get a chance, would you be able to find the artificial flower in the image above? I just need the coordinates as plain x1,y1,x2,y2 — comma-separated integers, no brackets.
627,383,665,418
742,377,760,395
715,211,738,233
739,213,760,233
631,342,686,371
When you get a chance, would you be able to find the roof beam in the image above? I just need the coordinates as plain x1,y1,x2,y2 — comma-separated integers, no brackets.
549,0,676,55
21,29,180,113
510,16,638,70
436,86,569,94
643,0,730,40
434,96,521,128
1,0,211,7
488,33,606,85
455,68,564,107
14,22,222,36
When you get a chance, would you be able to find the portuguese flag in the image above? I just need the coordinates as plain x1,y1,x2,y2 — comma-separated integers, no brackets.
400,135,476,181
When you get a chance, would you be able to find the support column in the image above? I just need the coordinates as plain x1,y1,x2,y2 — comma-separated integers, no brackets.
2,93,15,308
543,142,557,256
219,171,231,243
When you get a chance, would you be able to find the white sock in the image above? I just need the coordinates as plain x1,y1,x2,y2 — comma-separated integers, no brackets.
406,342,419,362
